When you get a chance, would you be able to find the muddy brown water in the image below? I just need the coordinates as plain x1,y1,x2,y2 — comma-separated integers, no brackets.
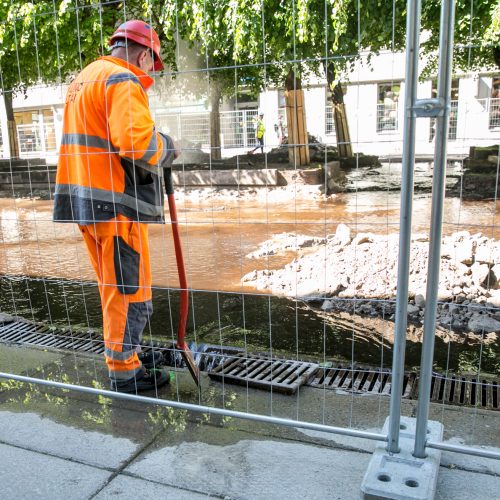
0,193,498,373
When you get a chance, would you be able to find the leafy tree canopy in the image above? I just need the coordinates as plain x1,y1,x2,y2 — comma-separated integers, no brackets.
0,1,123,94
0,0,498,96
421,0,500,76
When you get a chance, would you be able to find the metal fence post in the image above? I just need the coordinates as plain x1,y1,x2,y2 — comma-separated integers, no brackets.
387,0,422,454
413,0,455,459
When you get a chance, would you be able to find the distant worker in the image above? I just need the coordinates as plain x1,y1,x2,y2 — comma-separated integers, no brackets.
53,20,178,394
249,111,265,154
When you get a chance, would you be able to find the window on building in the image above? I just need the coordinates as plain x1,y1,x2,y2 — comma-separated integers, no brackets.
14,108,57,157
377,84,400,132
429,79,459,141
278,89,286,109
324,87,339,137
489,76,500,129
235,90,258,110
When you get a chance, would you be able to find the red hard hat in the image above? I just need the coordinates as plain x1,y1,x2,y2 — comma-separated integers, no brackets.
109,20,164,71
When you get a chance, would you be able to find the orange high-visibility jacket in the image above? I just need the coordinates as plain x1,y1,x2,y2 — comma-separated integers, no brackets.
53,56,174,224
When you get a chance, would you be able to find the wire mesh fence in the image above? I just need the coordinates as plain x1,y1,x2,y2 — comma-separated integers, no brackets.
0,0,499,469
489,97,500,129
16,121,57,158
430,100,459,141
376,102,399,132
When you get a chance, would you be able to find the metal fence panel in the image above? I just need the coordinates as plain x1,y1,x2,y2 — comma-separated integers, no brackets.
0,0,498,475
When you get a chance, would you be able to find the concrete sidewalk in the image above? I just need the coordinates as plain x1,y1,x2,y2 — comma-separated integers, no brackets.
0,344,499,499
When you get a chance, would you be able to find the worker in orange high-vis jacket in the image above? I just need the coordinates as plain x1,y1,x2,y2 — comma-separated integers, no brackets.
53,20,178,393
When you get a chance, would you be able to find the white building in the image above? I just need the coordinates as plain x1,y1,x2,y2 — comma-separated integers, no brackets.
1,51,498,163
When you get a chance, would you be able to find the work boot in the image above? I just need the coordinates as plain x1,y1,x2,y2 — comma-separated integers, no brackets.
110,367,170,394
138,350,164,369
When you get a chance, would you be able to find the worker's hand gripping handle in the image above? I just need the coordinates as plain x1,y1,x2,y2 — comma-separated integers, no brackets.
164,167,174,196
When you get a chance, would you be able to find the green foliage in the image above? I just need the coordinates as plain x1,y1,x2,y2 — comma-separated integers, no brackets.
157,0,263,98
263,0,408,86
421,0,500,76
0,1,122,94
457,345,500,375
0,1,498,97
147,406,188,432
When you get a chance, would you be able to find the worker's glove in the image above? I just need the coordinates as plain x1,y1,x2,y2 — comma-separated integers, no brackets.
159,132,180,169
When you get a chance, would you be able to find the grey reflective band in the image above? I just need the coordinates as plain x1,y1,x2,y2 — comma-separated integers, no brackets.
123,156,163,175
55,184,163,216
158,133,174,167
62,133,161,172
140,130,158,163
158,133,168,165
61,133,117,152
105,347,136,361
108,367,143,381
106,72,141,88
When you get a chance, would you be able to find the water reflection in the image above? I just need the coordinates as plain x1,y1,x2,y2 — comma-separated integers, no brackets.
0,365,236,438
1,275,497,374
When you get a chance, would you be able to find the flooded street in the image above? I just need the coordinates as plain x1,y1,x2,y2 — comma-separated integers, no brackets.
0,190,498,373
0,192,498,292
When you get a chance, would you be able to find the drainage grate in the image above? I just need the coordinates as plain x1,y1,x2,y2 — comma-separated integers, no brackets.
0,319,105,354
308,365,416,398
426,373,499,411
196,344,246,372
207,353,319,394
1,318,498,409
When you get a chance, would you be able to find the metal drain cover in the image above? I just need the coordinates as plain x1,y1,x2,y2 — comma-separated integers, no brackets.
308,364,416,398
208,353,319,394
427,373,498,410
0,318,104,354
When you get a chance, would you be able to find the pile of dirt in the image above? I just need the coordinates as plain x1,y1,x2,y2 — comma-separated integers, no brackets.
242,224,500,334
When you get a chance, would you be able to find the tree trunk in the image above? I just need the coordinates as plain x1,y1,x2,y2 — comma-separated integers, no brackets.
324,63,353,158
4,92,20,158
209,85,222,161
494,46,500,69
284,69,310,166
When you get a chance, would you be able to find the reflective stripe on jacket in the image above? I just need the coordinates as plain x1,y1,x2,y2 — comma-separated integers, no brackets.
53,56,174,224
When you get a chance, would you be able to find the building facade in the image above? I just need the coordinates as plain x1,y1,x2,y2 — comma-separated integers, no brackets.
0,51,498,163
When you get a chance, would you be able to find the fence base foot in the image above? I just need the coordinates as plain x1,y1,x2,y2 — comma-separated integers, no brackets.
360,416,443,500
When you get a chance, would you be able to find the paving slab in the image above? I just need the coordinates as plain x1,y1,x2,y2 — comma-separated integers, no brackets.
95,474,214,499
126,437,370,500
0,411,138,468
435,467,500,500
0,442,110,500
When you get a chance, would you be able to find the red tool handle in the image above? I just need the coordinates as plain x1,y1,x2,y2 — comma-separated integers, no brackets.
165,171,189,351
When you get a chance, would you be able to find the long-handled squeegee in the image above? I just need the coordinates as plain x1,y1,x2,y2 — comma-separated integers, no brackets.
164,168,200,386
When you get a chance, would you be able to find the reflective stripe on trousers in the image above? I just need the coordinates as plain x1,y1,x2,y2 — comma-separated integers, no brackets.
79,214,152,381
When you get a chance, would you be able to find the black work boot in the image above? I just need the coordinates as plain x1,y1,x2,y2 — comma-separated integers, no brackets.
138,350,164,369
110,367,170,394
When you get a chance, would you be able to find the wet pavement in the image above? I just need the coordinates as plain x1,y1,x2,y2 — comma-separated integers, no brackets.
1,343,499,499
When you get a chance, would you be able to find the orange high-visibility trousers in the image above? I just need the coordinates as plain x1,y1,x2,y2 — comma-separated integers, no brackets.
79,214,152,381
